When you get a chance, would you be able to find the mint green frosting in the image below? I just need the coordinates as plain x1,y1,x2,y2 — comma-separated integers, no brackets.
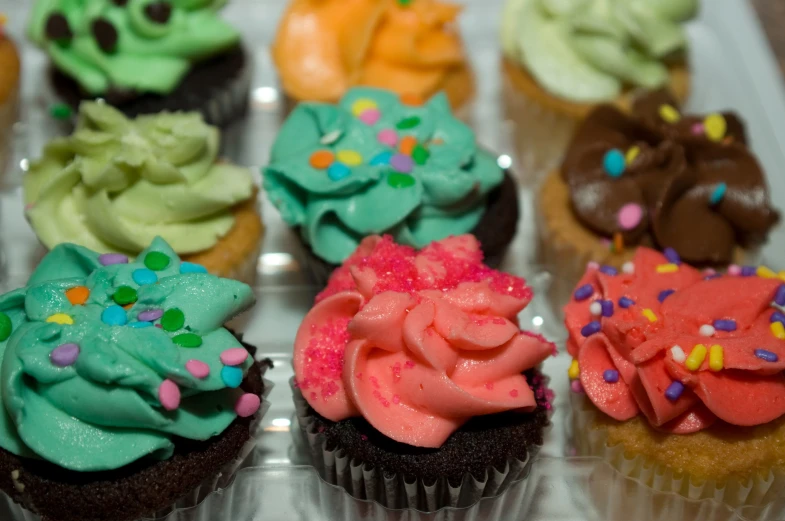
0,237,256,472
501,0,698,102
24,101,254,256
263,87,503,264
28,0,239,96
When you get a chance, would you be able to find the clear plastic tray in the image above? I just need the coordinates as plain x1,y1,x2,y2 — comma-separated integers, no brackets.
1,0,785,520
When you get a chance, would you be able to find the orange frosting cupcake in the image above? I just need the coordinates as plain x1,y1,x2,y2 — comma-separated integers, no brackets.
272,0,473,109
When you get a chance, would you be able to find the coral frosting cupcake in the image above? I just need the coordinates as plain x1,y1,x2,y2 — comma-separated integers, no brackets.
565,247,785,509
28,0,250,126
23,102,263,284
0,18,20,181
540,90,779,306
0,237,268,521
293,234,554,511
272,0,474,111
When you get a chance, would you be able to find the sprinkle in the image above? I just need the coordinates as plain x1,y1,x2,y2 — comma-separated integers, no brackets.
587,261,600,270
358,108,381,125
412,145,430,165
581,321,601,337
613,233,624,253
319,130,341,145
728,264,741,276
642,309,657,322
709,183,727,205
400,93,423,105
129,321,152,328
138,309,164,322
658,289,675,302
670,345,686,363
220,348,249,366
158,379,181,411
599,265,618,276
221,366,243,388
603,369,620,383
691,123,705,135
709,344,724,371
619,296,635,308
741,266,756,277
699,324,715,337
186,360,210,379
50,102,73,120
625,146,640,165
771,321,785,340
235,393,261,417
172,333,202,348
47,313,74,325
369,151,393,166
309,150,334,169
570,380,584,394
589,301,602,316
101,306,126,326
387,172,416,189
396,116,421,130
327,162,351,181
351,98,377,116
65,286,90,305
112,286,138,306
601,300,614,317
336,150,363,166
377,129,398,147
656,263,679,274
617,203,643,230
574,284,593,301
99,253,128,266
179,262,207,274
399,136,417,156
704,113,727,141
50,343,80,367
161,308,185,331
0,313,11,341
622,262,635,274
759,266,777,279
771,311,785,325
568,359,580,380
755,349,779,363
509,389,519,397
132,269,158,285
713,319,737,332
603,149,626,177
390,153,414,173
663,248,681,265
685,344,707,371
659,104,681,123
144,252,170,271
665,381,685,401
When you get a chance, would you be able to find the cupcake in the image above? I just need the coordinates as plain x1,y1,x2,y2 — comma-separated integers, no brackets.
27,0,250,127
23,101,263,284
500,0,697,181
539,90,779,307
264,87,519,286
564,246,785,512
0,19,20,181
292,234,554,511
0,237,269,521
272,0,474,112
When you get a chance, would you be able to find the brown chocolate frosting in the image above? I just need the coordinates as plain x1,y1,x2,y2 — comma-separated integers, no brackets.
561,90,779,264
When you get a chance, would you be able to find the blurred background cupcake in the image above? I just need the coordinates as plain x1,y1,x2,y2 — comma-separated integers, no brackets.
0,15,20,184
272,0,474,113
500,0,697,183
27,0,251,127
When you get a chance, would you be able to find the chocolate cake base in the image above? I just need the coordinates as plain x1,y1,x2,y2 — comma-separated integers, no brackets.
0,338,271,521
50,46,251,127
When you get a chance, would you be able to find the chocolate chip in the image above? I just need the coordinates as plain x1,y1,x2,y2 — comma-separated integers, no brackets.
45,13,72,42
111,0,129,5
144,1,173,24
92,18,118,53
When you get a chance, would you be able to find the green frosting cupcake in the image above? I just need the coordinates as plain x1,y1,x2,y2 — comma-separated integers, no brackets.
0,237,260,472
263,88,504,264
27,0,240,96
24,101,254,256
501,0,698,103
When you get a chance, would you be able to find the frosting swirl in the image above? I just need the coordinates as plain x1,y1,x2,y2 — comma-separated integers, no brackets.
0,237,260,471
264,87,503,264
24,102,254,256
272,0,469,105
295,235,554,447
28,0,240,96
501,0,697,102
561,90,779,265
565,247,785,434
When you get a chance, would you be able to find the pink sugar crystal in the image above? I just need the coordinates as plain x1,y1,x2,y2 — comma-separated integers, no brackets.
485,382,494,390
300,317,351,401
392,394,400,404
510,389,519,398
404,361,415,369
392,362,402,382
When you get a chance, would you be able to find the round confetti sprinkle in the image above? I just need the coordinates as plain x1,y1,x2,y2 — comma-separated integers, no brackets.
358,108,381,126
659,104,680,123
399,136,417,155
101,306,127,326
50,102,73,120
663,247,681,265
309,150,334,170
369,151,393,166
132,269,158,285
713,319,737,332
691,123,705,135
710,183,727,205
390,154,414,174
699,324,715,337
186,360,210,379
622,262,635,274
658,289,675,302
388,173,416,189
139,309,164,322
327,162,351,181
0,313,12,341
221,366,243,388
589,302,602,316
51,343,80,367
625,146,640,165
65,286,90,306
603,149,625,177
704,113,727,142
603,369,619,383
574,284,593,301
377,129,398,147
113,286,138,306
161,308,185,331
581,321,601,337
144,252,170,271
400,93,423,106
570,380,584,394
665,381,684,401
235,393,261,417
337,150,363,166
99,253,128,266
351,99,377,116
47,313,74,325
129,321,152,328
600,300,614,317
617,203,643,230
396,116,421,130
159,379,181,411
412,145,430,165
755,349,779,362
173,333,202,348
180,262,207,274
221,348,249,366
619,296,635,308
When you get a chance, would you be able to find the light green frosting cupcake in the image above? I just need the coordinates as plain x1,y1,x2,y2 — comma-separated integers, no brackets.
263,87,504,264
27,0,239,96
501,0,698,103
0,237,259,472
24,102,254,256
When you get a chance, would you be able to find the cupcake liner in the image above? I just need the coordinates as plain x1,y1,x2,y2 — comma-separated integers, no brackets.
0,82,19,184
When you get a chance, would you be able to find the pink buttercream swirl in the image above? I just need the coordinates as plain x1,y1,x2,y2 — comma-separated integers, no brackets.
295,235,554,448
565,248,785,434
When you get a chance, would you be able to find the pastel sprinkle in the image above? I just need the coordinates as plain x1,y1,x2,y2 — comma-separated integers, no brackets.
642,309,657,322
112,286,138,306
144,252,170,271
622,262,635,274
685,344,707,371
180,262,207,274
618,203,643,230
625,146,640,165
713,319,737,332
0,313,11,341
186,360,210,379
603,369,620,383
336,150,363,166
50,343,79,367
699,324,715,337
659,104,681,123
704,113,727,142
396,116,421,130
390,153,414,174
587,261,600,270
369,151,393,166
132,269,158,285
665,381,685,401
47,313,73,325
129,321,152,328
599,265,618,276
568,359,580,380
619,296,635,308
613,233,624,252
327,162,351,181
412,145,430,165
65,286,90,305
50,102,73,120
235,393,261,417
709,183,727,205
351,99,377,116
158,379,181,411
101,306,127,326
309,150,334,169
709,344,724,372
581,321,601,337
377,129,398,147
589,301,602,316
771,311,785,325
741,266,756,277
755,349,779,363
574,284,593,301
771,321,785,340
172,333,202,348
320,130,341,145
99,253,128,266
387,172,416,189
161,309,185,331
603,149,626,177
138,309,164,322
358,108,381,126
758,266,777,279
601,300,614,317
664,248,681,265
671,345,686,363
728,264,742,276
220,348,249,366
658,289,675,302
570,380,584,394
399,136,417,155
656,263,679,274
221,366,243,388
691,123,705,135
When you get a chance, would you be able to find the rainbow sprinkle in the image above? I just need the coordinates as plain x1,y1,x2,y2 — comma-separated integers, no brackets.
656,263,679,274
771,322,785,340
568,360,580,380
709,345,724,372
641,309,657,322
686,344,707,371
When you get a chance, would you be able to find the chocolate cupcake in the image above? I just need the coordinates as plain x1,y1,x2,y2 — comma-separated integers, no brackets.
0,237,269,521
292,234,554,511
27,0,251,127
264,87,519,287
